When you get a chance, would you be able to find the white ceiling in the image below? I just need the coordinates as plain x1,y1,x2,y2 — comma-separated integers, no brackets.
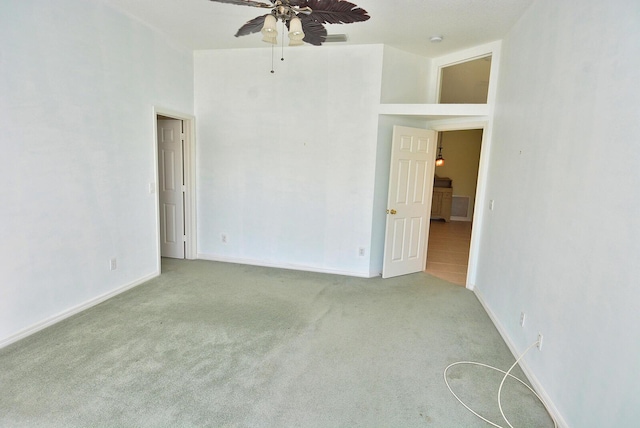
103,0,534,57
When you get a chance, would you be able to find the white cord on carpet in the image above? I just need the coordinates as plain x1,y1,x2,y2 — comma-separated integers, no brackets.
443,340,557,428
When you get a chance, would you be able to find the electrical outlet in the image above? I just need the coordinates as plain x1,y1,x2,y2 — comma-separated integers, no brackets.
537,333,543,350
520,312,526,327
358,247,366,257
109,258,117,271
221,234,227,244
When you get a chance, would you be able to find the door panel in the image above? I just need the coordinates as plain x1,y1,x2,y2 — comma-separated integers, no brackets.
157,119,185,259
408,216,423,259
391,218,406,261
382,126,436,278
395,160,410,204
162,204,177,244
161,150,176,191
413,160,427,203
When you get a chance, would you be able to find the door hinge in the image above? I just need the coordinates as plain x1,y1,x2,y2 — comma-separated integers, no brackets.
180,133,185,141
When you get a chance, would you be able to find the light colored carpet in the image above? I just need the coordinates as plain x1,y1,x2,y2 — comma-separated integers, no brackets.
0,259,553,427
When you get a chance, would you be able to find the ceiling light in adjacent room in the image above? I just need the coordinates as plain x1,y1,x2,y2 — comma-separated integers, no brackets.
435,136,445,166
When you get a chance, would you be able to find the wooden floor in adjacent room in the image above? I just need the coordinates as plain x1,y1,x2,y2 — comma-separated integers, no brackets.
426,220,472,286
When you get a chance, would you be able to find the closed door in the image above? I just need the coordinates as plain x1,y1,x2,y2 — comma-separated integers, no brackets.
157,119,185,259
382,126,436,278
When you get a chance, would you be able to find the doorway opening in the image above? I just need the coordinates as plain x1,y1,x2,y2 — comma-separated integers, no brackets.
425,129,483,285
154,108,196,268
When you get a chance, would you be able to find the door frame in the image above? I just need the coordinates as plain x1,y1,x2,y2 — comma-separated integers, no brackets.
424,40,501,289
427,119,490,290
153,107,197,267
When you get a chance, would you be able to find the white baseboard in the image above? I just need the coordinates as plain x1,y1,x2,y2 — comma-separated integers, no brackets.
0,271,159,350
197,253,376,278
473,286,570,428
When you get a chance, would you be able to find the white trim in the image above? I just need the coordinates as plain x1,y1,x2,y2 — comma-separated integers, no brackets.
449,216,472,222
0,272,159,350
474,287,570,428
464,122,492,290
153,107,197,262
450,216,473,223
379,103,489,117
197,253,375,278
425,117,488,130
426,121,489,291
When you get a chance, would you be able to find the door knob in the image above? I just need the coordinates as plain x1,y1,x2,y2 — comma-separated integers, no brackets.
387,209,397,215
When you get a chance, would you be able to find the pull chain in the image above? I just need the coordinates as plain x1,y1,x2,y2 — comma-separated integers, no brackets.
269,20,287,74
281,20,285,62
271,42,275,74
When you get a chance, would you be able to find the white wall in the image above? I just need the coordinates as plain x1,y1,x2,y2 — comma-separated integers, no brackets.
380,46,430,104
194,45,383,276
476,0,640,426
0,0,194,345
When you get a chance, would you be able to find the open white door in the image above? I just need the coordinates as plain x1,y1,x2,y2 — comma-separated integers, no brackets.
157,119,185,259
382,126,437,279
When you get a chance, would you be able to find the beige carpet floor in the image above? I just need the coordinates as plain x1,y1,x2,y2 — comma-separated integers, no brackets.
0,259,553,427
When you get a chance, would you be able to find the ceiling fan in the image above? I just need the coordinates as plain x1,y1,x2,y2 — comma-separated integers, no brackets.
208,0,370,46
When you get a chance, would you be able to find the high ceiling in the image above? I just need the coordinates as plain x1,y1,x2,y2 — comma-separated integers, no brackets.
103,0,534,57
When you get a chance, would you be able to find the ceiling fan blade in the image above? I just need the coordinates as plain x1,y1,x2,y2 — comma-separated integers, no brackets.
235,14,271,37
300,0,370,24
300,15,327,46
208,0,274,9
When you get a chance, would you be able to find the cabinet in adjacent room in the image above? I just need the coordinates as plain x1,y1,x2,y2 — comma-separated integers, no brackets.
431,187,453,222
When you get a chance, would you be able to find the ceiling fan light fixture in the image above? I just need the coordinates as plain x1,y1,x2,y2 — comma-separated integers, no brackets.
261,14,278,38
262,35,278,44
210,0,369,48
288,17,305,41
289,38,304,46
